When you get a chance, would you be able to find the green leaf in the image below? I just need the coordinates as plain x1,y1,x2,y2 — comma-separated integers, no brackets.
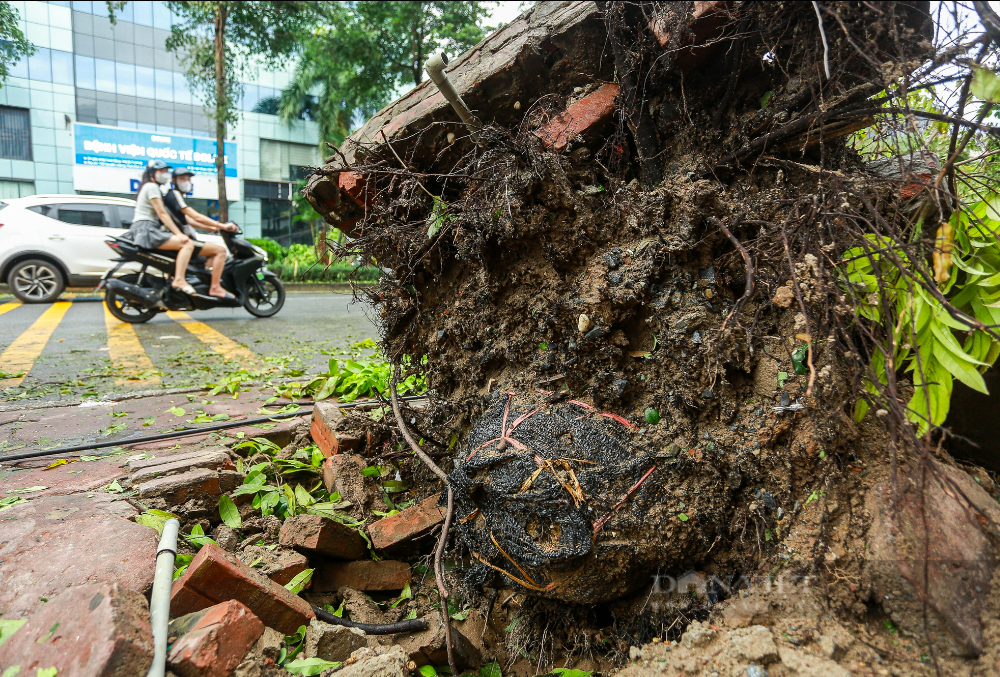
6,486,47,495
677,513,689,522
777,372,789,388
0,619,27,647
36,669,58,677
283,657,342,676
760,90,773,108
791,344,810,375
135,513,166,534
294,484,315,508
168,406,185,416
932,338,989,394
550,670,593,677
1,666,21,677
284,568,314,594
391,581,412,609
418,666,437,677
0,497,28,512
971,66,1000,103
480,661,503,677
644,408,660,425
218,495,242,529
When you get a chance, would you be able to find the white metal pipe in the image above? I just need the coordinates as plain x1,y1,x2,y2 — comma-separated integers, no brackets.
146,518,179,677
424,53,482,137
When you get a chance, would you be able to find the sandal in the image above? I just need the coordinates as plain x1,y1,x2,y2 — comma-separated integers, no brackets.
209,291,236,300
172,283,197,295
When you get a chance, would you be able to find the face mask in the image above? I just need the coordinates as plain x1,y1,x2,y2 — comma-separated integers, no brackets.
177,180,192,193
155,172,170,185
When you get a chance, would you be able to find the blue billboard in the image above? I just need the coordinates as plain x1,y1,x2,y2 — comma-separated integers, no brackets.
73,123,237,178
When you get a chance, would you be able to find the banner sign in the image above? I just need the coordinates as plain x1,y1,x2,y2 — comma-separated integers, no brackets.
72,123,239,200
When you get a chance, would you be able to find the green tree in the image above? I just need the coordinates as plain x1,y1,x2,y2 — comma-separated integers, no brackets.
0,1,34,84
163,2,315,220
279,1,496,146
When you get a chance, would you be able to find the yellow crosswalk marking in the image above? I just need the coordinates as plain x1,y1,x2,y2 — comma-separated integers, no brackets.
0,302,22,316
165,310,255,361
0,301,72,387
103,304,160,385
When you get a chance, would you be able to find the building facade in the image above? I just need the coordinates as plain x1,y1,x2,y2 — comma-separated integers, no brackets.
0,0,322,243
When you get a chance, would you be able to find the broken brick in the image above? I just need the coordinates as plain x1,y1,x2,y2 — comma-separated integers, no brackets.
367,495,444,551
304,618,367,661
322,454,372,508
129,449,230,483
279,514,369,561
0,582,153,675
313,560,412,592
137,467,221,503
533,83,620,151
167,600,264,677
171,543,315,634
269,549,311,586
648,1,731,71
339,171,373,208
311,401,362,457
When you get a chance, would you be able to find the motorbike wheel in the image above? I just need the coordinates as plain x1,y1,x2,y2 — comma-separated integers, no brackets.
244,274,285,318
105,275,159,324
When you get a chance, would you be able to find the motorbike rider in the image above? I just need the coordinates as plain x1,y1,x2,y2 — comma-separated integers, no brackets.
125,159,201,294
164,167,238,300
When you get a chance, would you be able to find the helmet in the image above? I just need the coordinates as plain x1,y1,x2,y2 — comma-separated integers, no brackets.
172,167,195,179
146,159,171,170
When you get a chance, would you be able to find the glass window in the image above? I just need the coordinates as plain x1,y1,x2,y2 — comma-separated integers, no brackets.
95,58,115,93
9,55,28,79
51,50,74,86
0,107,31,161
135,65,155,99
152,1,170,30
71,1,93,13
133,0,152,26
28,47,52,82
242,84,258,112
111,205,132,229
115,62,135,97
74,54,95,89
173,71,191,105
55,204,110,227
117,1,133,23
155,67,172,102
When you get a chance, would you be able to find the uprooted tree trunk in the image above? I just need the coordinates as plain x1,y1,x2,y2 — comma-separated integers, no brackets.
305,1,1000,673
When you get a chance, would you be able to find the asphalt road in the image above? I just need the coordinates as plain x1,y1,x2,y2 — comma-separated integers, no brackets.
0,292,378,404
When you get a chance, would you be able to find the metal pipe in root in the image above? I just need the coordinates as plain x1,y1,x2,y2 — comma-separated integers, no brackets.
424,53,481,139
146,518,179,677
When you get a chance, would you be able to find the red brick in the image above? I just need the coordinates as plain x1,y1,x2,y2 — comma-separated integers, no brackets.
0,582,153,675
268,549,310,586
534,83,620,151
129,449,230,483
311,401,362,458
0,495,156,619
368,495,444,551
280,514,368,560
167,600,264,677
313,560,412,592
137,467,221,504
171,543,315,634
339,171,373,208
647,1,732,71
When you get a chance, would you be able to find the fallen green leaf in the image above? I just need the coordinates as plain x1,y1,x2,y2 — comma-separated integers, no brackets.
283,657,342,676
644,408,660,424
284,568,314,594
0,619,27,647
6,486,47,495
218,495,242,530
678,513,689,522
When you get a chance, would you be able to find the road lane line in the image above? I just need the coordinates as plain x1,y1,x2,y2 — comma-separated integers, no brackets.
103,303,160,385
0,301,72,387
0,302,22,316
164,310,255,361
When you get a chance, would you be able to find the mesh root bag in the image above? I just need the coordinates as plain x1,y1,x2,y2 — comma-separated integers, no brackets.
448,391,726,603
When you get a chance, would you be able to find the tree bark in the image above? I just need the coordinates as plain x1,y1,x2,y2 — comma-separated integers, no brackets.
215,4,229,222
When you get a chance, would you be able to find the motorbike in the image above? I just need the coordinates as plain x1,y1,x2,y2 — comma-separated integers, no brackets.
97,224,285,323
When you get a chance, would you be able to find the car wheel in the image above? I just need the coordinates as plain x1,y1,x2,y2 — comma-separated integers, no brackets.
8,259,66,303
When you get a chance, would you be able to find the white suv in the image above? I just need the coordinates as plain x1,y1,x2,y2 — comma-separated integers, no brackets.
0,194,222,303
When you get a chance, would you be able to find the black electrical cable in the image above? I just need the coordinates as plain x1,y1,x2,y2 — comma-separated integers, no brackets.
0,396,424,464
311,604,428,635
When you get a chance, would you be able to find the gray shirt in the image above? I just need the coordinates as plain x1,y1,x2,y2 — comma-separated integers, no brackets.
133,182,165,224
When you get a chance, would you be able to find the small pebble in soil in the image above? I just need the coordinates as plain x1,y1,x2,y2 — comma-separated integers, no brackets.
604,252,622,269
692,331,702,344
607,271,623,286
746,665,768,677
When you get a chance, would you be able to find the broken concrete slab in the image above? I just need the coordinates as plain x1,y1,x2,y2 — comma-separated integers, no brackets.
167,600,265,677
129,449,230,483
368,495,444,552
0,493,156,619
333,645,409,677
304,618,367,662
138,467,222,503
866,457,1000,657
312,560,411,593
171,543,315,634
279,513,369,560
322,454,375,512
726,625,778,664
0,582,153,675
0,453,127,498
